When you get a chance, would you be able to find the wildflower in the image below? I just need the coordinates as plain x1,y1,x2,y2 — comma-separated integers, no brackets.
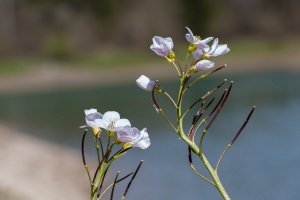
117,126,150,149
192,38,230,60
95,111,131,132
136,75,162,92
185,27,213,51
80,108,102,135
150,36,175,61
136,75,155,91
193,60,215,72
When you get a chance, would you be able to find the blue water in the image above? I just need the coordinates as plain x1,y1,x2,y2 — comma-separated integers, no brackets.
0,70,299,199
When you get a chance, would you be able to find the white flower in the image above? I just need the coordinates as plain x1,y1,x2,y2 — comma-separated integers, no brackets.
193,60,215,71
80,108,102,129
150,36,174,57
117,126,150,149
185,27,213,49
192,38,230,60
95,111,131,131
136,75,156,91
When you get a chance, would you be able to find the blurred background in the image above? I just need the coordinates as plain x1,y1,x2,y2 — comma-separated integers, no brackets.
0,0,299,199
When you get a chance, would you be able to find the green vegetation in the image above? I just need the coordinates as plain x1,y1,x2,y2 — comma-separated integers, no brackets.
0,38,298,75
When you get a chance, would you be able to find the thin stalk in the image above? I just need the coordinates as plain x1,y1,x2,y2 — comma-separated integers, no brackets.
174,58,183,74
184,65,226,93
97,172,133,200
110,172,120,200
215,106,255,172
182,79,226,119
188,147,214,185
163,91,177,107
184,52,190,72
159,108,177,132
122,161,143,199
171,60,181,76
94,136,101,164
215,144,231,172
98,136,104,160
81,130,93,194
198,152,231,200
152,82,177,132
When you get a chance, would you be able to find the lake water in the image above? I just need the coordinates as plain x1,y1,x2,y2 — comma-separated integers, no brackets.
0,70,299,200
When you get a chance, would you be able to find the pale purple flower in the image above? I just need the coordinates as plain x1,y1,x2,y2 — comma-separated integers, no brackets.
206,38,230,57
192,38,230,60
185,27,213,49
136,75,155,91
150,36,174,57
95,111,131,131
193,60,215,71
80,108,102,129
117,126,150,149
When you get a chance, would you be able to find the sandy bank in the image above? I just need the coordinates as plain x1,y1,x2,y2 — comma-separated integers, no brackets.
0,124,90,200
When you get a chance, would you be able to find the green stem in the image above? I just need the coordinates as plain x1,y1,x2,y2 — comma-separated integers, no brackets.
91,161,106,200
198,152,231,200
94,136,101,164
176,74,231,200
171,60,181,76
179,129,231,199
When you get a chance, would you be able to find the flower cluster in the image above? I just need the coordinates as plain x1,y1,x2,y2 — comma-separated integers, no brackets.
138,27,230,91
149,27,230,74
79,27,254,200
133,27,255,200
81,108,150,149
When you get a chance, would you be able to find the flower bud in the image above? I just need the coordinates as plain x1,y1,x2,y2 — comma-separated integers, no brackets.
136,75,162,92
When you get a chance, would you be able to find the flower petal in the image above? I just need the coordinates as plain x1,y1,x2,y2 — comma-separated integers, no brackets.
84,108,97,115
211,44,230,57
164,37,174,50
192,48,204,60
207,38,219,55
95,119,109,129
194,60,215,71
102,111,120,124
195,37,214,49
136,75,155,91
133,128,150,149
185,27,195,43
199,37,214,44
117,126,140,142
115,119,131,129
150,36,173,57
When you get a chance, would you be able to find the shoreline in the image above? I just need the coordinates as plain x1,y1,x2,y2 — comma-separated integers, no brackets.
0,52,299,94
0,124,90,200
